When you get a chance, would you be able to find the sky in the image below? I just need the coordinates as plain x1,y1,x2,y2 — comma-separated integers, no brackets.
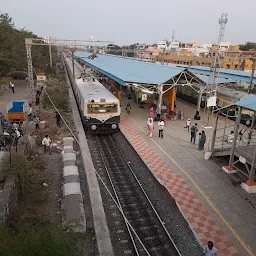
1,0,256,46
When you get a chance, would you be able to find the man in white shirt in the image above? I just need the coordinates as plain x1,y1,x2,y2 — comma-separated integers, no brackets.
9,82,15,93
42,135,52,154
158,119,165,138
204,241,217,256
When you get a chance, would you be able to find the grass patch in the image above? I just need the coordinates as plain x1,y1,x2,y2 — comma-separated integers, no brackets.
42,77,69,112
2,153,45,202
0,226,90,256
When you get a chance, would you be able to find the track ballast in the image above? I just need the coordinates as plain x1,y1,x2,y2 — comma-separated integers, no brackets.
90,134,181,256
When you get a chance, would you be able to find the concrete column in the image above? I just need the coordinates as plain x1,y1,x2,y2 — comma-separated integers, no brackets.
229,107,242,166
248,112,255,145
49,45,53,68
157,84,163,114
197,89,203,112
210,112,219,153
72,51,75,79
170,87,176,111
249,145,256,181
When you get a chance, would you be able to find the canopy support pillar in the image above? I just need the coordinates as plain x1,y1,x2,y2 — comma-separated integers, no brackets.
229,107,242,166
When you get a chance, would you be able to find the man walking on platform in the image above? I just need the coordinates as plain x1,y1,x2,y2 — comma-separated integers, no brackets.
203,241,217,256
158,119,164,138
190,123,198,144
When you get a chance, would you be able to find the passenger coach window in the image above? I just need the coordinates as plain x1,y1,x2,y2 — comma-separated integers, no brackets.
88,104,117,113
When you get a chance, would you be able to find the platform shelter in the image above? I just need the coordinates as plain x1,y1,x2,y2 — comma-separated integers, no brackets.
74,52,235,117
210,95,256,192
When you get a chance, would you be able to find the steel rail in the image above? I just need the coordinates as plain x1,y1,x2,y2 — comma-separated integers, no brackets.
95,136,151,256
111,135,182,256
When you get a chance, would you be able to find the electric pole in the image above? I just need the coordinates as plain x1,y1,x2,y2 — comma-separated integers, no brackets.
208,13,228,96
248,59,256,94
204,13,228,126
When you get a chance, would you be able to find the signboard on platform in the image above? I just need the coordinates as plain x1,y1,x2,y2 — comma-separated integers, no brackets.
37,74,46,87
142,94,147,101
207,96,217,107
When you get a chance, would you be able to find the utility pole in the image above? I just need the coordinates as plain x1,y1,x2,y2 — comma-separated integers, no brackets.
208,13,228,96
25,38,35,111
248,59,255,94
49,45,53,68
72,50,75,79
204,13,228,125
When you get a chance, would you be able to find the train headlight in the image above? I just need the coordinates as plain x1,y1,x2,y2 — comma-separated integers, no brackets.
91,125,97,130
111,124,117,129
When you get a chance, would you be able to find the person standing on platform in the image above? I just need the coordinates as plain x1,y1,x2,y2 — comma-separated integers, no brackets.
55,112,61,127
184,118,191,132
190,123,198,144
198,130,206,150
203,241,217,256
9,82,15,93
158,119,164,138
126,102,131,115
149,107,155,120
147,118,154,138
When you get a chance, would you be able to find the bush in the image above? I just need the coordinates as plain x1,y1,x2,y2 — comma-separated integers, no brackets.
2,153,44,201
0,226,87,256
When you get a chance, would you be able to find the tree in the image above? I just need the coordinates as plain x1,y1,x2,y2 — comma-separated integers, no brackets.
0,12,53,77
239,42,256,51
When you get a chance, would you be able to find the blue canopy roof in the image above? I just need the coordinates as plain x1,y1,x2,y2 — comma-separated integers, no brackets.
196,74,235,85
75,51,186,85
218,95,256,112
186,66,256,83
75,52,237,86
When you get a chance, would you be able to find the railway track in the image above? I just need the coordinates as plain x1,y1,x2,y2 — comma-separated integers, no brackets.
90,134,181,256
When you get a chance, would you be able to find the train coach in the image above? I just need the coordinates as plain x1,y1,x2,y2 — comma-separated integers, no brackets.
64,56,121,134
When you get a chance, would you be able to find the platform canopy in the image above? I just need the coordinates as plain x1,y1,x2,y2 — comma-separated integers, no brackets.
186,66,256,84
74,52,234,87
217,95,256,112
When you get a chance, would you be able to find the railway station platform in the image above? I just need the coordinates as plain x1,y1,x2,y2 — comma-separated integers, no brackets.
119,97,256,256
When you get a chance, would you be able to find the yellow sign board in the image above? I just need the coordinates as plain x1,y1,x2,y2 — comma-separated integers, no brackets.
37,75,46,87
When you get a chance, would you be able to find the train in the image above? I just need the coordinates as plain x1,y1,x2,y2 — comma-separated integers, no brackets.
64,55,121,134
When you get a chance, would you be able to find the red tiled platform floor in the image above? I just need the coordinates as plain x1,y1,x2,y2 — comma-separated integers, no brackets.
120,118,239,256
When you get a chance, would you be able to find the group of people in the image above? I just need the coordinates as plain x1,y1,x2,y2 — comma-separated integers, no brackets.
145,107,166,139
185,120,206,150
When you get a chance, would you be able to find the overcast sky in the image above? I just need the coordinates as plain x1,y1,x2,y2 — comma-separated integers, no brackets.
1,0,256,46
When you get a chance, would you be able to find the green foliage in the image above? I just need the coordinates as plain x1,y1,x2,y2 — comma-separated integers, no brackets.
0,226,88,256
239,42,256,51
0,12,57,76
2,153,44,201
43,78,69,112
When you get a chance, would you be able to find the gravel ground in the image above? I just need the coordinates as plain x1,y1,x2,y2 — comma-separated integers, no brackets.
112,131,203,256
40,154,62,224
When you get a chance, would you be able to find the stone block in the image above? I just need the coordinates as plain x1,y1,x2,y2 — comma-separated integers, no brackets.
64,145,73,153
64,175,80,184
63,182,81,196
63,166,79,177
62,152,76,162
63,137,74,147
64,194,81,221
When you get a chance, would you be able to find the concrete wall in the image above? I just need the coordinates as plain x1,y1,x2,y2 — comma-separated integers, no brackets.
0,175,18,227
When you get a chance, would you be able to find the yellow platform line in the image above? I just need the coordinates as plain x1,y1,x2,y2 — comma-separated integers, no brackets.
128,116,254,256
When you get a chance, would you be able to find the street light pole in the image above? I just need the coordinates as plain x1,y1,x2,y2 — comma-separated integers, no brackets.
248,59,255,94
